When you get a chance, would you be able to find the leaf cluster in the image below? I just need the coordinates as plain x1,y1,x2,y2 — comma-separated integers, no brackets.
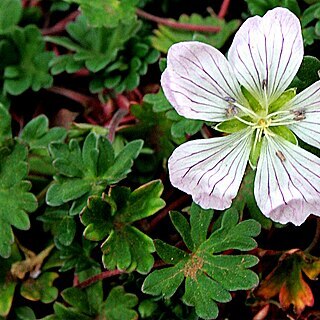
47,14,159,93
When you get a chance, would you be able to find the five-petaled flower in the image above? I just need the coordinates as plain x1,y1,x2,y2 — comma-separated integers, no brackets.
162,7,320,226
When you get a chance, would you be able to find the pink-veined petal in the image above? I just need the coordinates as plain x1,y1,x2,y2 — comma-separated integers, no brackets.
228,7,303,105
161,41,245,122
282,80,320,149
168,129,252,210
254,135,320,226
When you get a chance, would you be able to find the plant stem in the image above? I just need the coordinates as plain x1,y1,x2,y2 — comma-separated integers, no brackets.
148,194,190,231
136,8,221,33
218,0,231,19
42,11,80,35
75,260,166,289
305,217,320,253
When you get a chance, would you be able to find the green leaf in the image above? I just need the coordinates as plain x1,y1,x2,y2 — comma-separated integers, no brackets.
0,0,22,33
189,203,214,249
19,115,66,150
20,272,59,304
55,238,99,273
102,286,138,320
46,132,143,214
0,244,21,317
270,126,298,145
152,14,240,53
15,306,36,320
170,211,193,251
290,56,320,91
4,25,53,95
64,0,139,28
269,88,296,113
81,180,165,274
202,208,260,253
0,144,37,258
142,205,260,319
154,240,187,265
38,206,76,246
0,104,12,146
245,0,300,16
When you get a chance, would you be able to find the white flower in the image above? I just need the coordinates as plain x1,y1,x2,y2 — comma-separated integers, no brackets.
162,7,320,226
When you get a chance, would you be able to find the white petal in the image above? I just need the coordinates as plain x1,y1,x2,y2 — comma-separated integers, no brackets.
228,7,303,105
283,80,320,149
161,41,245,122
254,135,320,225
168,129,252,210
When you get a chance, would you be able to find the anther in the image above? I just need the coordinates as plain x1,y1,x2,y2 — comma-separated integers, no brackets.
262,79,268,90
224,96,236,103
276,150,286,162
292,109,306,121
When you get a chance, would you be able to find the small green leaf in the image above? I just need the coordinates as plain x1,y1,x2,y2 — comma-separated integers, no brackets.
202,208,261,253
15,306,36,320
0,244,21,317
102,286,138,320
190,203,213,249
290,56,320,91
0,144,37,258
81,181,165,274
4,26,53,95
170,211,193,250
20,272,58,304
19,115,66,150
0,104,12,146
0,0,22,32
154,240,187,265
46,133,143,214
64,0,139,28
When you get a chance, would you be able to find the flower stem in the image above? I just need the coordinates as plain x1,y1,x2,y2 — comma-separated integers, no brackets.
75,260,166,289
218,0,231,19
42,11,80,35
136,8,221,33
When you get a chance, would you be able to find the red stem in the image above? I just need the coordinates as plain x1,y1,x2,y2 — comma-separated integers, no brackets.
136,8,221,33
218,0,231,19
42,11,80,35
148,194,190,231
75,260,166,289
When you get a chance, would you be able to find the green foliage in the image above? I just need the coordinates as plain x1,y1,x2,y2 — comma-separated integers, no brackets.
46,132,143,214
2,25,53,95
151,14,240,53
0,143,37,258
290,56,320,91
53,268,138,319
55,238,99,272
301,2,320,45
245,0,301,16
20,272,59,304
38,206,76,246
0,244,21,317
0,104,12,147
0,0,22,33
142,204,260,319
81,180,165,274
64,0,139,27
47,14,159,93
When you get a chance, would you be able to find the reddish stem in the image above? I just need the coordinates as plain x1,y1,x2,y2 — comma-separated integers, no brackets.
75,260,166,289
148,194,190,231
136,8,221,33
47,86,96,108
42,11,80,35
218,0,231,18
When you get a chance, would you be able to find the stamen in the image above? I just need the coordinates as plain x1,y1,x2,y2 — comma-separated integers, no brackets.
234,115,256,126
232,102,257,118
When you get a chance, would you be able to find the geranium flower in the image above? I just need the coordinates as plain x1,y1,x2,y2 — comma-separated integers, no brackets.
162,7,320,225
